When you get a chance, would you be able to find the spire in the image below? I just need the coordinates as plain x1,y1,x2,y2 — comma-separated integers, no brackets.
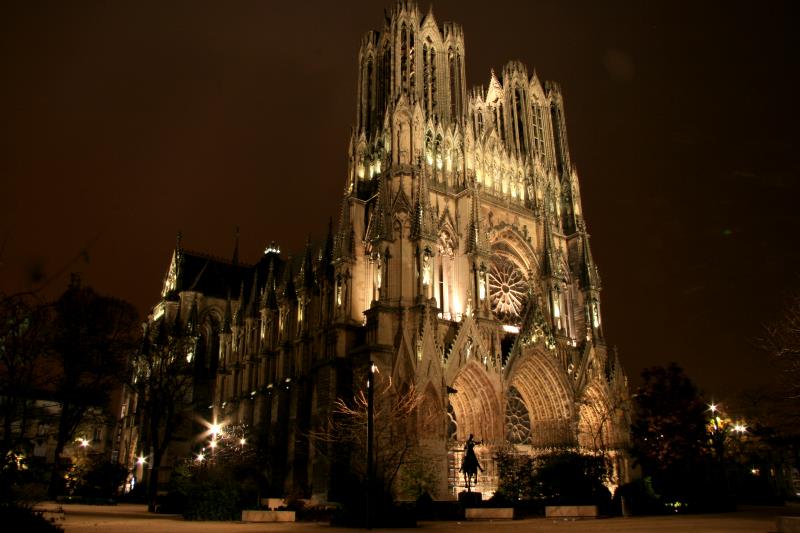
232,226,240,266
366,174,391,244
580,230,602,290
411,169,436,241
334,191,354,261
265,259,278,310
466,178,488,255
299,236,316,290
518,289,555,350
282,257,296,301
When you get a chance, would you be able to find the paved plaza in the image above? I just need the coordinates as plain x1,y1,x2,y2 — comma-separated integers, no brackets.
32,502,799,533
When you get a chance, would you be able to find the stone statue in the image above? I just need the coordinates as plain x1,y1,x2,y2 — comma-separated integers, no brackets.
460,434,483,491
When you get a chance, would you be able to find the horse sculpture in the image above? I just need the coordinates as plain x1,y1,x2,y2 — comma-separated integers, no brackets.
460,434,483,491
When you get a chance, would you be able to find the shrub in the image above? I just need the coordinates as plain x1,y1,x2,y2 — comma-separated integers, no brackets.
494,448,612,513
169,455,268,520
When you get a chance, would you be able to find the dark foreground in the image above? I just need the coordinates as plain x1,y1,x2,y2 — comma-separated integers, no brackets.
35,502,798,533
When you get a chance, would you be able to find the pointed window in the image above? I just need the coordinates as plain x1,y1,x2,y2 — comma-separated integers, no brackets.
448,48,461,120
430,47,437,111
423,44,429,114
531,97,545,158
514,87,527,156
497,102,505,141
400,25,407,89
409,30,415,93
365,59,374,132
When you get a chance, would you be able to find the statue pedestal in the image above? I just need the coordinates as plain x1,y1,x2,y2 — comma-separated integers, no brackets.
458,491,482,507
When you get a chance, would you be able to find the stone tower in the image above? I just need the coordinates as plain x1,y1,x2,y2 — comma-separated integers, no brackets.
331,0,630,496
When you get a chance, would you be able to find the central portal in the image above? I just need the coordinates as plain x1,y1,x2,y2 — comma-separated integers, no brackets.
446,360,502,497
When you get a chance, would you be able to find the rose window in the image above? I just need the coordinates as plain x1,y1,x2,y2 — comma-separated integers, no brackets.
505,387,531,445
488,257,528,323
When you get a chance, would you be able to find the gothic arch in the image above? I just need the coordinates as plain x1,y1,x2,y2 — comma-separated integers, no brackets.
448,360,502,443
196,306,223,366
490,224,538,270
504,345,575,447
486,227,540,325
577,381,616,450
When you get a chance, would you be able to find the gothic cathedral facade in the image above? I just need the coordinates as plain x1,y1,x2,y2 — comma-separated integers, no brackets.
123,1,630,501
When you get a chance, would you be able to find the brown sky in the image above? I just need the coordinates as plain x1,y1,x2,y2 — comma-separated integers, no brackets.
2,0,798,397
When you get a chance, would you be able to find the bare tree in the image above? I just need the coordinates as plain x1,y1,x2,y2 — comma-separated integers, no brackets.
763,293,800,403
129,319,195,512
309,372,429,500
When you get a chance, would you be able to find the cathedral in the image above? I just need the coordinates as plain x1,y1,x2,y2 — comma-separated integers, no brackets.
121,0,630,501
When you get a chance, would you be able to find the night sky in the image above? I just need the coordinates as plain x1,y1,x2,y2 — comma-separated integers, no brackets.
2,1,798,398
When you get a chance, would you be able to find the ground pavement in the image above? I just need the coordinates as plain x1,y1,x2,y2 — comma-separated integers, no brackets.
35,502,798,533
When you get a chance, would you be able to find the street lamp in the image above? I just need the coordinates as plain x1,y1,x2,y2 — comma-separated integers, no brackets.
366,360,376,529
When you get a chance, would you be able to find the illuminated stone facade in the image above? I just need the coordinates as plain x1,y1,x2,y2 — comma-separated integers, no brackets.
123,1,630,500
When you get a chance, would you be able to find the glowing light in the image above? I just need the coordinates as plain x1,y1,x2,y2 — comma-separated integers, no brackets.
370,363,378,374
502,324,520,334
239,438,246,446
733,423,747,433
196,452,205,462
136,455,146,465
452,292,462,317
210,422,223,437
209,439,217,449
709,403,718,414
77,437,90,448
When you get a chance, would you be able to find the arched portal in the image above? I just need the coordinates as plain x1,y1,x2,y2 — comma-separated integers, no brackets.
448,361,501,443
577,383,617,450
447,360,501,496
505,346,575,448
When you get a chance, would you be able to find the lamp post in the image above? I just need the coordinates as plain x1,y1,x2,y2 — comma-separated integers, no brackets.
366,360,375,529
